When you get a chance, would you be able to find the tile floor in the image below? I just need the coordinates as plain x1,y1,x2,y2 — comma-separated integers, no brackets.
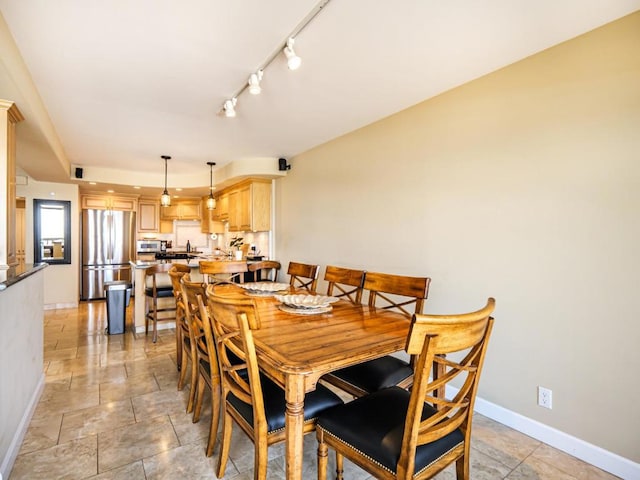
8,300,619,480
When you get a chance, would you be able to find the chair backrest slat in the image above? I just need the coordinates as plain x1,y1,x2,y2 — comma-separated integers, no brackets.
287,262,319,293
324,265,366,305
248,260,281,282
199,260,248,284
363,271,431,318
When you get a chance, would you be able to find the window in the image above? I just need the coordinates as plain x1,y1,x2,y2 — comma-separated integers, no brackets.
33,199,71,265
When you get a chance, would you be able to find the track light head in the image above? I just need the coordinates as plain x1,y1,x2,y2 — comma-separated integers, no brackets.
248,70,264,95
223,98,237,117
283,37,301,70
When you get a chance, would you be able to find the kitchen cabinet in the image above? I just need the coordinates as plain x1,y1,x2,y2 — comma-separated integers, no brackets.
138,198,159,233
160,199,201,220
227,179,271,232
16,201,25,269
200,196,225,234
81,194,136,211
0,100,23,267
211,192,229,222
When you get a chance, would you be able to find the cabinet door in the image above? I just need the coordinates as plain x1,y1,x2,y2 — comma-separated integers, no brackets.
81,195,110,210
227,189,241,231
179,201,201,220
138,200,159,232
160,204,179,220
237,184,252,231
110,196,136,211
212,193,229,221
251,181,272,231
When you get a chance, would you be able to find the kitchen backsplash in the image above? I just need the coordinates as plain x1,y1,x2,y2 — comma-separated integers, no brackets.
142,220,272,258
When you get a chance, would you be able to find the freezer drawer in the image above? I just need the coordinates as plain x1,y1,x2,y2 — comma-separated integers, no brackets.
81,265,132,300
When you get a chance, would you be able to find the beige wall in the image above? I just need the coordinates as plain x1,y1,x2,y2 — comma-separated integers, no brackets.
276,12,640,463
17,179,79,307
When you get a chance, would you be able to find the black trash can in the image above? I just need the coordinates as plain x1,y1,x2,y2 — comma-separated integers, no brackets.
103,280,132,334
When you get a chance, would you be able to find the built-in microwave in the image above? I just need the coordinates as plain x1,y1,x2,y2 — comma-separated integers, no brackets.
137,240,161,252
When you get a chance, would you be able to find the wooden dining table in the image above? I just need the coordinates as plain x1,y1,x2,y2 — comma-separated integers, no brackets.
211,284,412,480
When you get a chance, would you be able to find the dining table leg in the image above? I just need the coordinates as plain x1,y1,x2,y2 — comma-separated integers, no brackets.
285,373,306,480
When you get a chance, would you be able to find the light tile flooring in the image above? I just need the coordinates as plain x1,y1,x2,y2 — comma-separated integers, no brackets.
9,300,619,480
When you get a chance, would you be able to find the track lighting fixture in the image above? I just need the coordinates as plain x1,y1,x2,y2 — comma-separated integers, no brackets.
160,155,171,207
223,98,237,117
206,162,216,210
219,0,331,118
283,37,301,70
248,70,264,95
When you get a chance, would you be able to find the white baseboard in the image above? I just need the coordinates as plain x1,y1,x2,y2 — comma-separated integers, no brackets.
467,390,639,479
0,373,45,479
44,302,78,310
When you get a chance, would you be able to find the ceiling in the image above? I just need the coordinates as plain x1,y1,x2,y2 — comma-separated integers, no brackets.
1,0,639,198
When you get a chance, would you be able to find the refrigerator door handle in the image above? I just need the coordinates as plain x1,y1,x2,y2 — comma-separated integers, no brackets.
106,212,113,261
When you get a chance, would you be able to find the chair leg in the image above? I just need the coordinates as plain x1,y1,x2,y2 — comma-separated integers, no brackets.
152,296,158,343
216,409,233,478
192,372,206,422
317,430,328,480
177,348,188,390
335,451,344,480
255,436,268,480
187,352,198,414
145,297,149,335
456,448,470,479
176,322,182,371
205,380,221,457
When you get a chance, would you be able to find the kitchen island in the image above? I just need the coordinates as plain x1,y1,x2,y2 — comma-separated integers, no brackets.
130,257,269,333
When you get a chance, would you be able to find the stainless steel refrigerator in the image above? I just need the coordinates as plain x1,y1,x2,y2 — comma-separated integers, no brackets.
81,209,136,300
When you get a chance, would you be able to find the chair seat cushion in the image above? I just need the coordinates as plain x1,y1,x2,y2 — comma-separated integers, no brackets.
228,375,343,434
144,286,174,298
329,355,413,393
317,386,464,475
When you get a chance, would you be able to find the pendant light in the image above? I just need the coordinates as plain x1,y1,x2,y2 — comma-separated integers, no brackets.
160,155,171,207
206,162,216,210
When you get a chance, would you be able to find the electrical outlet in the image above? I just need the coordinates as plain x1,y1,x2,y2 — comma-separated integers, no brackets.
538,386,552,409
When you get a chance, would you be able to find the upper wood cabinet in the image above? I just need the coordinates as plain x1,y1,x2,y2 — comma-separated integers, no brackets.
211,191,229,222
81,194,136,211
0,100,23,267
160,198,201,220
138,198,159,233
200,197,225,234
227,179,271,232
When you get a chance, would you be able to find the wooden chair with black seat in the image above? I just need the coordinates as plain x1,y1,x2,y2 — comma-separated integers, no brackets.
181,278,220,457
167,264,192,372
199,260,247,285
316,298,496,480
145,263,185,343
247,260,281,282
324,265,366,305
175,274,205,415
287,261,319,293
321,271,431,398
206,292,344,479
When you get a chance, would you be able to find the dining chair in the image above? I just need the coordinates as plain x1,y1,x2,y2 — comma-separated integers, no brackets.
167,264,191,371
287,261,319,293
247,260,281,282
321,271,431,397
182,279,220,457
324,265,366,305
206,292,344,479
176,274,205,415
144,263,183,343
316,298,496,480
199,260,247,285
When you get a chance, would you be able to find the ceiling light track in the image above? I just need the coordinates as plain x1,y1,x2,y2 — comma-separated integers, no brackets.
219,0,332,117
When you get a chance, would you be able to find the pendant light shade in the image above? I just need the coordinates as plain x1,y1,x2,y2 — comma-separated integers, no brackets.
160,155,171,207
207,162,216,210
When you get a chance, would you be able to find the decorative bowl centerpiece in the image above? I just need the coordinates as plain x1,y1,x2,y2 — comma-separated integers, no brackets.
273,294,339,309
238,282,290,296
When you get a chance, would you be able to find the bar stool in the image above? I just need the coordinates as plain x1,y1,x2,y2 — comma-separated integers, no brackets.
145,263,180,343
